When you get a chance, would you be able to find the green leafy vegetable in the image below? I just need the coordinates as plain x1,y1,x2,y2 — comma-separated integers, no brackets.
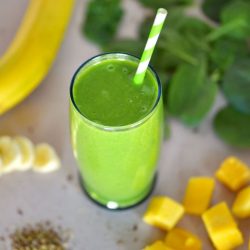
139,10,192,40
214,106,250,147
138,0,193,9
139,16,183,71
167,16,212,55
222,58,250,114
144,16,212,72
202,0,232,22
159,26,210,69
207,0,250,41
139,15,206,70
160,29,199,66
210,37,249,72
175,16,213,37
172,16,212,54
168,62,217,127
140,13,212,40
83,0,123,46
221,0,250,39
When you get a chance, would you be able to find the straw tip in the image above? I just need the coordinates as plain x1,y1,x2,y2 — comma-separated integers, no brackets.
158,8,168,16
133,75,143,85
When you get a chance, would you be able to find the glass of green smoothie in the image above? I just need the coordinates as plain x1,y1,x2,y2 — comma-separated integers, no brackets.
70,53,163,209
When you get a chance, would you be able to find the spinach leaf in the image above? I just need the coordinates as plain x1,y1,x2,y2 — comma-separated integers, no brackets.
138,10,180,40
207,0,250,41
176,16,213,37
140,17,193,71
146,12,212,38
222,58,250,114
139,15,181,71
139,13,211,72
159,28,209,67
167,62,217,127
138,0,193,9
139,8,197,39
210,37,249,72
174,17,212,53
160,16,211,67
83,0,123,46
139,16,212,97
202,0,232,22
214,106,250,147
102,39,144,58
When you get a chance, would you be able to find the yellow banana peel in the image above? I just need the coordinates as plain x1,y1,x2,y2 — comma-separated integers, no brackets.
0,0,75,115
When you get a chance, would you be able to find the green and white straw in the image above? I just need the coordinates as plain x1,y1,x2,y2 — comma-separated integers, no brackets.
134,8,168,85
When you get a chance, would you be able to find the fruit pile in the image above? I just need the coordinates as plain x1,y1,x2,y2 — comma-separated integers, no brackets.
0,136,60,175
143,157,250,249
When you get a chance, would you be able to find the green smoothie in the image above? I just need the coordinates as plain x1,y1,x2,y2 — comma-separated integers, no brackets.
70,53,163,209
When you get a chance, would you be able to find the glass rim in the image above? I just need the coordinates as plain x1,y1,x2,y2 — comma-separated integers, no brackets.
70,52,162,131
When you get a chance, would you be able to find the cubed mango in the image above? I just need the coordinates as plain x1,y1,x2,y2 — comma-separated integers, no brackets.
233,186,250,218
183,177,215,215
202,202,237,233
143,196,184,231
212,228,244,250
143,241,173,250
202,202,243,250
215,157,250,191
165,227,202,250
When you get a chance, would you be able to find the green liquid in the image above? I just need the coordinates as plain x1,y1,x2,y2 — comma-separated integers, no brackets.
70,54,163,208
73,59,158,126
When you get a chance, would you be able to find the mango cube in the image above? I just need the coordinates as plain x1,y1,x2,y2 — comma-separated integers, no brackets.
233,186,250,218
165,227,202,250
183,177,215,215
144,241,173,250
212,228,244,250
215,157,250,191
143,196,184,231
202,202,243,250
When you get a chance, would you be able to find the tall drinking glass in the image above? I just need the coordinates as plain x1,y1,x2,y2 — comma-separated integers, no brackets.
70,53,163,209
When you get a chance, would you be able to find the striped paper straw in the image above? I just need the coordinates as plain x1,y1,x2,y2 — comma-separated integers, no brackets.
134,8,167,85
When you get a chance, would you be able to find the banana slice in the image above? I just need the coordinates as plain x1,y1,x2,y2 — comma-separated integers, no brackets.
0,136,21,174
33,143,61,173
14,136,34,171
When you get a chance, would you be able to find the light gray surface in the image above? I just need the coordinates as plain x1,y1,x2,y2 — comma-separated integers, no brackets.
0,0,249,249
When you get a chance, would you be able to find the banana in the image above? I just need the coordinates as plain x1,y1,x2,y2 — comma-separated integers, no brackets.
0,136,22,174
0,0,75,115
14,136,35,171
33,143,61,173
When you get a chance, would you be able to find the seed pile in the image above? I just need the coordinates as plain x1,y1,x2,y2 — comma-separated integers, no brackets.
10,224,67,250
